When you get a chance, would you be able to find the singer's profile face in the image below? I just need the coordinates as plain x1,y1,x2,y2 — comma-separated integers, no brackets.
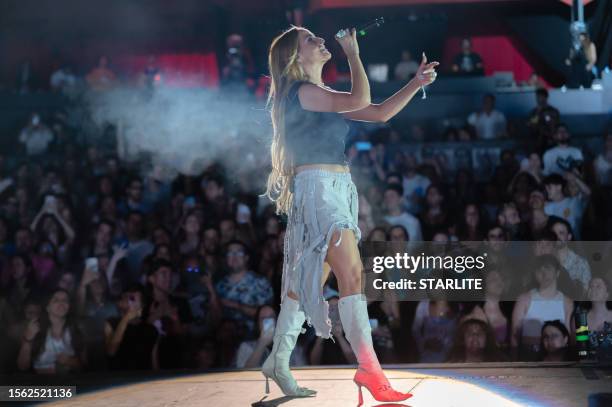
297,29,331,67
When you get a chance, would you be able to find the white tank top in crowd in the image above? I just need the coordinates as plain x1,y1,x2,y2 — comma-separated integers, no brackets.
33,329,75,370
522,288,566,339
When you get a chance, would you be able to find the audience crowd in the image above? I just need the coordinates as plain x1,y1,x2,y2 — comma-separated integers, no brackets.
1,55,612,377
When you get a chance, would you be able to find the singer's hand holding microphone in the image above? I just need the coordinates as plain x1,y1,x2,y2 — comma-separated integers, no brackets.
335,27,360,56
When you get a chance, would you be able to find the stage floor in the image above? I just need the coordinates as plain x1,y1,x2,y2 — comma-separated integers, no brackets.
46,364,612,407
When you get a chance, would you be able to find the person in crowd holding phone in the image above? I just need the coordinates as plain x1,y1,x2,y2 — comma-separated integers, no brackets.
178,255,222,337
543,173,590,241
262,24,437,402
77,257,119,370
104,285,160,370
309,296,356,365
235,305,277,368
30,194,76,263
145,259,193,369
367,295,402,363
17,289,86,374
549,219,591,295
8,297,41,346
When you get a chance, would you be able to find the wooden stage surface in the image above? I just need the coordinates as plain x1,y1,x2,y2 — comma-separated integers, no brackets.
41,363,612,407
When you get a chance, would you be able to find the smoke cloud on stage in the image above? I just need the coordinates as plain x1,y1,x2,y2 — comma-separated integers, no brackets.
83,86,271,185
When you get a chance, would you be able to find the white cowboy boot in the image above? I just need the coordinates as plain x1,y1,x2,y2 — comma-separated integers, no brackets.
338,294,412,406
261,297,316,397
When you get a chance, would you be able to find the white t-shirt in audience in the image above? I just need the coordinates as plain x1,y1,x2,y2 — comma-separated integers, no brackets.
467,110,506,140
542,145,583,176
384,212,423,241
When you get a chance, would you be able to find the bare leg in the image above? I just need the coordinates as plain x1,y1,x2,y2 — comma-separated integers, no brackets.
325,229,362,297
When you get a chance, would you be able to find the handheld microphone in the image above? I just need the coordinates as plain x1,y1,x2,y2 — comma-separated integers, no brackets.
336,17,384,39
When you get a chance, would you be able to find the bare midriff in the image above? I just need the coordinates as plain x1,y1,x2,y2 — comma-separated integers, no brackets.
295,163,349,173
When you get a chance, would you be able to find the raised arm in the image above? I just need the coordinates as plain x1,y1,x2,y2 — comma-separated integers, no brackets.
297,28,370,113
343,53,439,123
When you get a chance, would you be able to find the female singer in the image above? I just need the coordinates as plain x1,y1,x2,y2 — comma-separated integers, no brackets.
262,25,438,404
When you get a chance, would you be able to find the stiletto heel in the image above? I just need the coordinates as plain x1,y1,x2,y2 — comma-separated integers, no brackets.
357,383,364,406
265,376,270,394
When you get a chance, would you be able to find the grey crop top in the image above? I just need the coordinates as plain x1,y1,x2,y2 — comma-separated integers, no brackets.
284,80,349,167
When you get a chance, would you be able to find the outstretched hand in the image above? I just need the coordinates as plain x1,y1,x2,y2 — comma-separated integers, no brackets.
415,52,439,86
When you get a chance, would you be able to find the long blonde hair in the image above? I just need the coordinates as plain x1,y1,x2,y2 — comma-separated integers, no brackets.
264,26,309,215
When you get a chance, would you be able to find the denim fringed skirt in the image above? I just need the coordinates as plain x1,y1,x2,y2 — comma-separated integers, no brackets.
281,169,362,339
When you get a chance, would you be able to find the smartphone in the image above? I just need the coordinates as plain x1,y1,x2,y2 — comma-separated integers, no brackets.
356,141,372,152
44,195,56,207
262,317,276,333
369,318,379,330
85,257,99,273
236,203,251,224
185,265,200,274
